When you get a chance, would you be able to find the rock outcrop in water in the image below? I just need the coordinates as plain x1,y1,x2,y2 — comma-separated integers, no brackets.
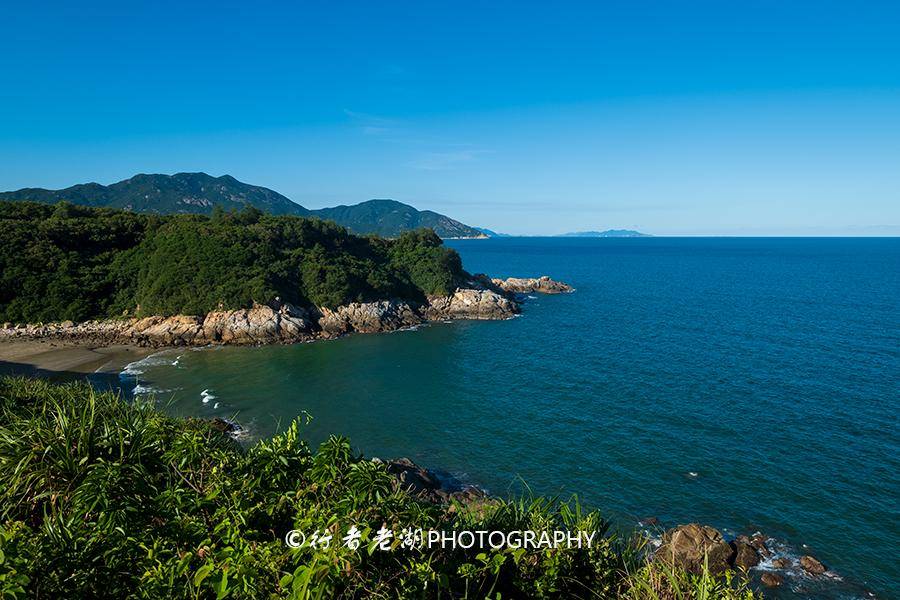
380,457,488,506
655,523,735,575
0,276,570,347
491,275,574,294
800,555,827,574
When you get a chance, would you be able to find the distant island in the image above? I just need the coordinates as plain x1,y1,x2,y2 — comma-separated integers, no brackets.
560,229,651,237
0,172,487,239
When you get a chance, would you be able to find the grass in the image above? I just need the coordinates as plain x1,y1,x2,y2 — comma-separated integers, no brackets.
0,376,759,599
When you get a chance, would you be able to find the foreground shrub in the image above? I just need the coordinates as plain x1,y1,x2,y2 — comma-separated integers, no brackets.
0,376,758,599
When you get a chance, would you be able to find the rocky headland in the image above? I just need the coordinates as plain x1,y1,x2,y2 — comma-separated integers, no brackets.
0,275,570,348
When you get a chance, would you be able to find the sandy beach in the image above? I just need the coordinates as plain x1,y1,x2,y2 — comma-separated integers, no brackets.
0,339,156,376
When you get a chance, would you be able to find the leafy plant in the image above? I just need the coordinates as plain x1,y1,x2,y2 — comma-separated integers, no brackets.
0,376,760,599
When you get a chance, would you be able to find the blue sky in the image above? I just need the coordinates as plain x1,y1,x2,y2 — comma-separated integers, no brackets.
2,1,899,235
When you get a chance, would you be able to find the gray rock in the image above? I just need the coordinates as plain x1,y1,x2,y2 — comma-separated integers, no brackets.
491,275,574,294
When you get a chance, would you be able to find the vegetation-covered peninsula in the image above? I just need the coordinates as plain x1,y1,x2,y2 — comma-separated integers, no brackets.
0,200,465,324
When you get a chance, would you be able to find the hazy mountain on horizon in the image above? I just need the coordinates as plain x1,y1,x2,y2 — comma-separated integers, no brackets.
0,172,487,239
560,229,651,238
473,227,511,237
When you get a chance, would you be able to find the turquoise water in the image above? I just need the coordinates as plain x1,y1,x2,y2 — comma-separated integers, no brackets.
125,238,899,598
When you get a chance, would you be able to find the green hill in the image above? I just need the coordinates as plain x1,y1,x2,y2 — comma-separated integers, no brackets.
0,173,486,238
0,201,465,323
313,199,485,238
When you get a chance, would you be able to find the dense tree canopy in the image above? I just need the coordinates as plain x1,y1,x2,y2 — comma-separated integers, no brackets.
0,201,467,323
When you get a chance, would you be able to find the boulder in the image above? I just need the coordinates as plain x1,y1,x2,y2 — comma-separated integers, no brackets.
640,517,660,526
749,534,771,557
385,458,488,507
209,417,242,435
655,524,734,575
492,275,574,294
760,572,784,587
771,558,791,569
384,458,447,503
800,555,827,574
318,300,421,335
730,537,760,570
201,302,314,343
425,288,519,320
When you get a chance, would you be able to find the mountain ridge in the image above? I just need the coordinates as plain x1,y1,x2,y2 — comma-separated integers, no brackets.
0,172,486,239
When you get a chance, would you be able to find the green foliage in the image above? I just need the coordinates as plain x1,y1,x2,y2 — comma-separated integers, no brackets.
388,229,464,296
0,376,759,599
0,202,467,322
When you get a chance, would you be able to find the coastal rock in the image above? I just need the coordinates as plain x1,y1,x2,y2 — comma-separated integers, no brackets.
201,303,314,343
425,288,519,320
491,275,574,294
209,417,243,435
760,572,784,587
640,517,660,527
771,558,791,569
655,524,734,575
131,315,203,345
0,274,570,347
800,555,827,574
749,534,771,557
318,300,421,335
385,458,486,506
730,537,761,570
385,457,443,501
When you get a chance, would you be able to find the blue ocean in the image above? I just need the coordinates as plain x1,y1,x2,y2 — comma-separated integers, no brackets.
124,238,900,598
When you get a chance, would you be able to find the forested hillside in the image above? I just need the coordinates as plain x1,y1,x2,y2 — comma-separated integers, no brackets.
0,201,465,324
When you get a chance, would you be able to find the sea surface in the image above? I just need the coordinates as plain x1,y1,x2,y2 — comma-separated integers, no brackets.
122,238,899,598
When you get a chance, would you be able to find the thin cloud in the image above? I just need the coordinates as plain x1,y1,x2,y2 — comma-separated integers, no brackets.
410,149,491,171
343,109,395,136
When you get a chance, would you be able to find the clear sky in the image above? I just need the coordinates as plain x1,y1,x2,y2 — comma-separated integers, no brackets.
2,1,899,235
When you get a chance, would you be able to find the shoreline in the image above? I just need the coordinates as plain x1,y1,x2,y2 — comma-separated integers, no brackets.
0,275,573,352
0,338,156,376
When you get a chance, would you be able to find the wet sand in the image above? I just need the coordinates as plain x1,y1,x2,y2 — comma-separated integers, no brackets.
0,339,156,375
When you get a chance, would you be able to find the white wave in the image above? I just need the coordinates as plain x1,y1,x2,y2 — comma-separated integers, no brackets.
131,384,180,396
119,350,179,379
